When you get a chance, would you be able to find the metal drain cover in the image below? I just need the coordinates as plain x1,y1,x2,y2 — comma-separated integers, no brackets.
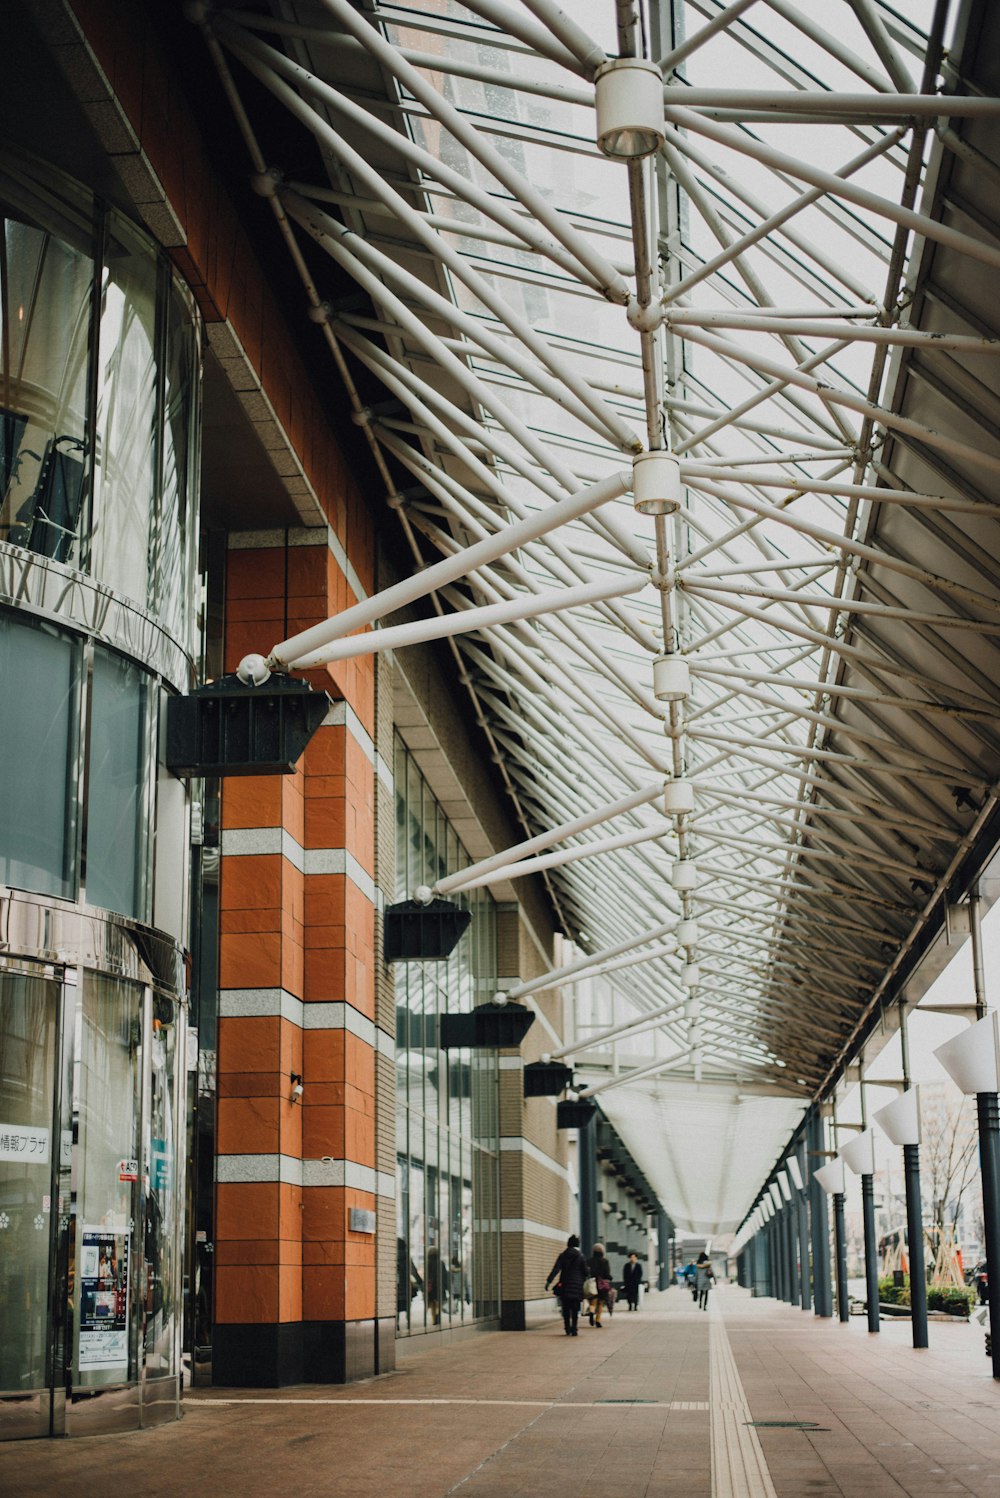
746,1420,829,1431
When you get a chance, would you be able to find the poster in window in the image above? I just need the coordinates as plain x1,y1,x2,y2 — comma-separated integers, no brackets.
79,1226,130,1371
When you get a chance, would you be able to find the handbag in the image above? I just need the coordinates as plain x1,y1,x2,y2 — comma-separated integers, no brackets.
553,1282,563,1298
583,1275,598,1298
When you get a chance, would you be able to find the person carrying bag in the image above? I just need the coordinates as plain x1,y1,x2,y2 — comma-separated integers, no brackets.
546,1234,587,1336
587,1242,613,1326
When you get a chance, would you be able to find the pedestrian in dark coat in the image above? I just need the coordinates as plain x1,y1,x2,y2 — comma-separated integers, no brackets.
695,1251,714,1311
622,1251,643,1311
546,1234,587,1336
587,1242,613,1326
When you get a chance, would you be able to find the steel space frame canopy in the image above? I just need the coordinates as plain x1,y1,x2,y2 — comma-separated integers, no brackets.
192,0,1000,1233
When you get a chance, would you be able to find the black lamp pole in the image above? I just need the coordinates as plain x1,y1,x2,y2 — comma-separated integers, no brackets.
833,1191,849,1323
861,1172,880,1333
903,1142,928,1349
977,1091,1000,1380
809,1111,833,1318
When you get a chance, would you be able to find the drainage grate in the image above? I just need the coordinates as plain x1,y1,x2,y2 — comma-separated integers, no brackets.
746,1420,829,1431
596,1398,659,1404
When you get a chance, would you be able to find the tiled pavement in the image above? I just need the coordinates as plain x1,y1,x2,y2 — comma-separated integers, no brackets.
3,1286,999,1496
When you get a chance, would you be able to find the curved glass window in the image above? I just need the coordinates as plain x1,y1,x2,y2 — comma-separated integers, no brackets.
0,150,200,650
85,646,150,920
0,612,78,899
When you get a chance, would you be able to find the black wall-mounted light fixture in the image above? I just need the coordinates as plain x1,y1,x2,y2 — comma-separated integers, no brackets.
289,1072,304,1104
166,672,330,778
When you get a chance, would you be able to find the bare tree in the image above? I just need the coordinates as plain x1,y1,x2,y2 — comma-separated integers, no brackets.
921,1094,979,1280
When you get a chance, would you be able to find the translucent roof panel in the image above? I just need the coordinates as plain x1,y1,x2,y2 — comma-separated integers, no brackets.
201,0,1000,1233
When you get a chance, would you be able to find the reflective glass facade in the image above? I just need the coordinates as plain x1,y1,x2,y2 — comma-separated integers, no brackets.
0,150,199,640
0,146,196,1438
394,737,501,1335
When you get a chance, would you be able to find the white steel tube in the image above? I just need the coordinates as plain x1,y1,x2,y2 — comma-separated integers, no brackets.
288,573,647,669
435,781,663,894
516,0,608,76
455,818,676,893
680,329,1000,477
504,919,680,1002
224,40,639,452
667,90,1000,117
445,0,588,73
266,470,630,669
578,1049,693,1098
659,0,761,74
844,0,915,91
315,0,628,299
664,105,1000,274
666,312,1000,352
550,995,687,1060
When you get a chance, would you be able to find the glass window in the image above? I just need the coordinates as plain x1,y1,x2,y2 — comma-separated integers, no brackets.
393,735,500,1335
0,611,78,899
153,282,199,646
85,646,148,919
72,974,142,1389
0,971,58,1396
144,994,179,1381
0,168,93,567
91,215,158,610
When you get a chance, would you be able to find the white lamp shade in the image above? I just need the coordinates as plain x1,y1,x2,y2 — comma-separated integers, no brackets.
777,1171,791,1201
934,1011,999,1095
814,1159,845,1195
595,59,665,159
681,962,700,988
677,918,699,946
663,778,695,815
841,1127,876,1176
683,996,698,1019
786,1155,804,1192
768,1184,782,1212
874,1086,921,1147
653,654,690,702
633,450,681,514
671,859,698,891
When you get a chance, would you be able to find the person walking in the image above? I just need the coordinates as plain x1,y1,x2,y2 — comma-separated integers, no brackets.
695,1251,714,1311
587,1242,613,1327
622,1251,643,1311
546,1234,587,1336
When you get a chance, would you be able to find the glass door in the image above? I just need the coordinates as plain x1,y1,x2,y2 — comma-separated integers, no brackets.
0,967,61,1440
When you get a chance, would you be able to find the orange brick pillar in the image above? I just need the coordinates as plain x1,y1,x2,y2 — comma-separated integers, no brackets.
214,530,383,1386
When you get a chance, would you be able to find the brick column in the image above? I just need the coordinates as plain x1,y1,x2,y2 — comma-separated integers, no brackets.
214,530,385,1385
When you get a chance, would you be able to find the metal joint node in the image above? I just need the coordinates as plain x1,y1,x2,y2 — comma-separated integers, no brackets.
251,166,283,199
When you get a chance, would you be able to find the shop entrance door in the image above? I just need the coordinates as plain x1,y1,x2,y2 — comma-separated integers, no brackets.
0,966,67,1440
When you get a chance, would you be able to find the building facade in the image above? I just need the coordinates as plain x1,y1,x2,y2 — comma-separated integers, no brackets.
0,0,662,1439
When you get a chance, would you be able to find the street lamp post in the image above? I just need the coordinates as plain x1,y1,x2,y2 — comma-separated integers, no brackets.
874,1084,928,1350
935,1011,1000,1380
815,1157,850,1323
842,1128,879,1334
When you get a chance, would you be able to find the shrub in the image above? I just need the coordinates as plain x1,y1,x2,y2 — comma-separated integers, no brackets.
879,1277,972,1314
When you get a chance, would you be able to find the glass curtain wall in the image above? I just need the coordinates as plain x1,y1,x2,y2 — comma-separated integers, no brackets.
0,146,200,645
394,735,501,1334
